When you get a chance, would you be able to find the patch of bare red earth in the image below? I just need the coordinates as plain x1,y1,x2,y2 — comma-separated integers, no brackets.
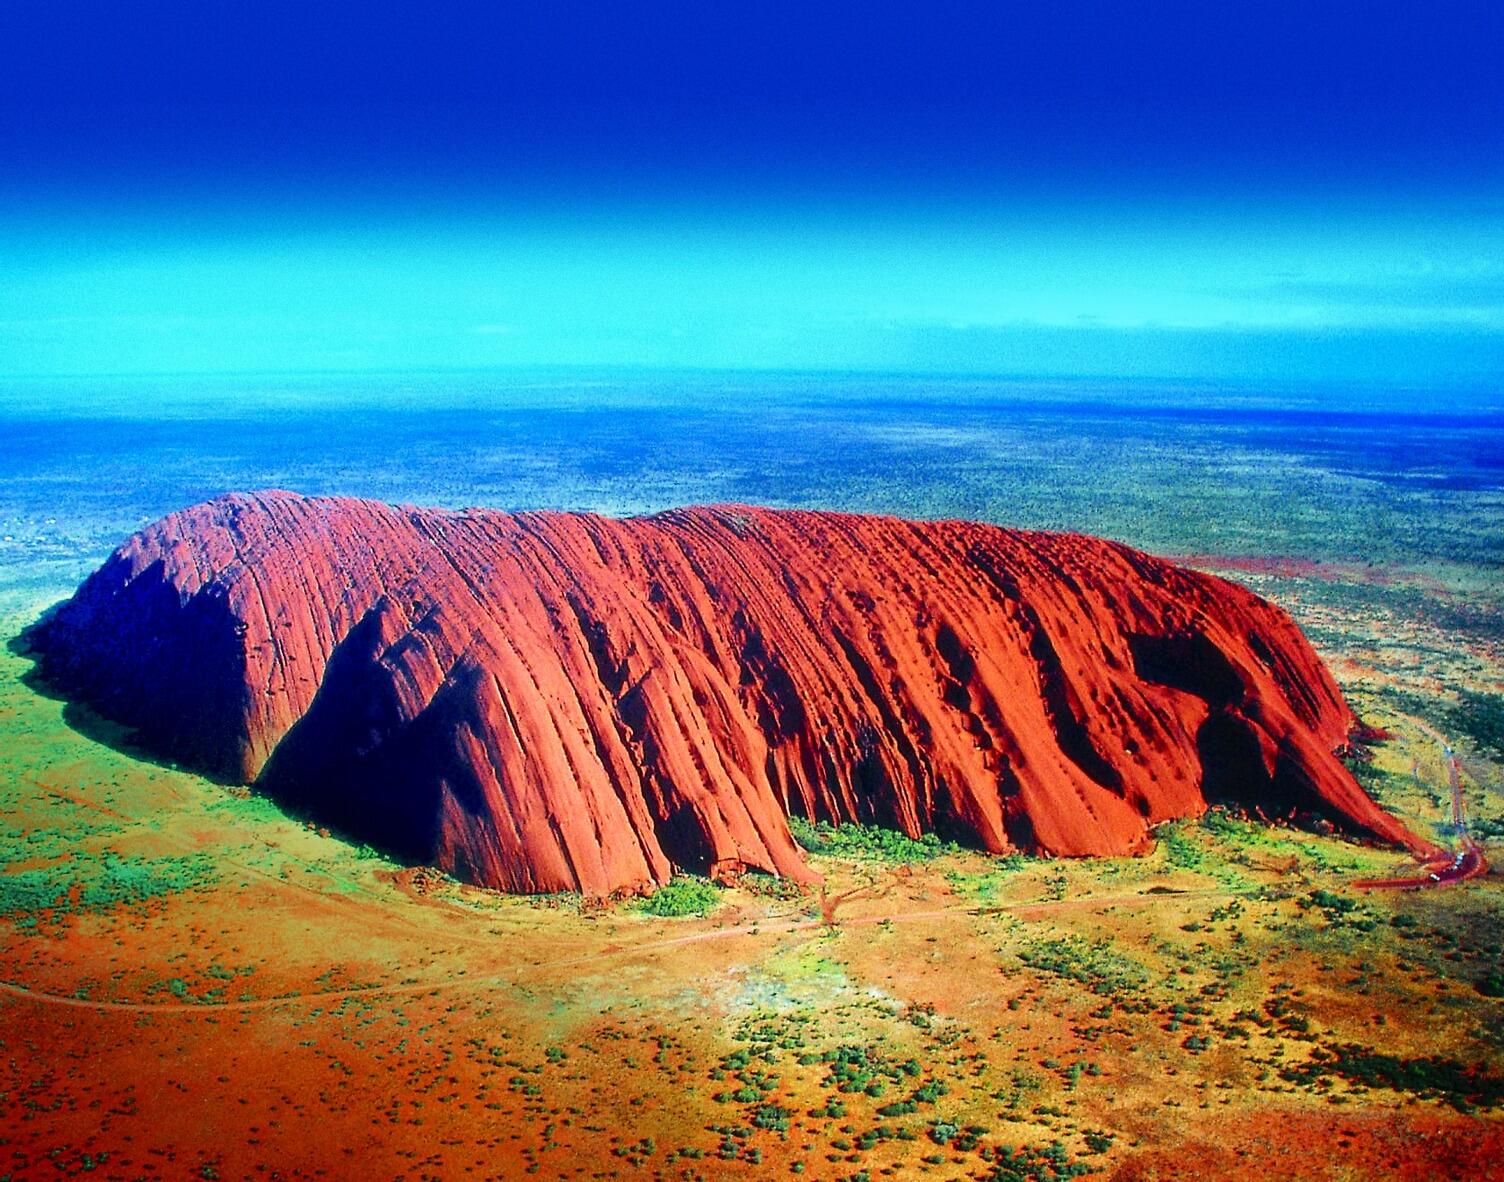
0,987,649,1180
32,492,1428,896
1110,1109,1504,1181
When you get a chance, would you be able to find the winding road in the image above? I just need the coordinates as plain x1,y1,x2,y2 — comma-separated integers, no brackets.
1354,739,1488,890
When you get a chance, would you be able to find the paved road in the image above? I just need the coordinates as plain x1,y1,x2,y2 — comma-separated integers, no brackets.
1354,741,1489,890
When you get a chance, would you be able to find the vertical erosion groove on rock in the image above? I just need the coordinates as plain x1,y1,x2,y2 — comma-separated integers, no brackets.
29,491,1423,895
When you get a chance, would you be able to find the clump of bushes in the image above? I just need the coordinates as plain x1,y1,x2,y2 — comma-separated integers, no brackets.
637,876,722,917
1279,1044,1504,1111
1298,888,1380,931
788,816,957,862
1017,936,1150,999
989,1141,1094,1181
0,854,214,925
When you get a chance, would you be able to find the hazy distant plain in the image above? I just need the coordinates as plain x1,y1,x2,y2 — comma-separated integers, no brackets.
2,371,1500,610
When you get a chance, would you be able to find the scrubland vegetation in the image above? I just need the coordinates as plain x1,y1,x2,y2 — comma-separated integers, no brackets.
1,385,1501,1177
789,817,958,863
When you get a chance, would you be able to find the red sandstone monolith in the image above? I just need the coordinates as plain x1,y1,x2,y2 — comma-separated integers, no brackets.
31,491,1422,895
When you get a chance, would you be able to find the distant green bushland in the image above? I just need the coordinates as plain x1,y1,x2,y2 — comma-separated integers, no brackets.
1449,690,1504,762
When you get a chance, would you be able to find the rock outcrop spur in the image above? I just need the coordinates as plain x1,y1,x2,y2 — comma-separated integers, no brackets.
29,491,1421,895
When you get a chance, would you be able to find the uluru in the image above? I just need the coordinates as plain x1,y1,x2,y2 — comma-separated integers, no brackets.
27,491,1421,896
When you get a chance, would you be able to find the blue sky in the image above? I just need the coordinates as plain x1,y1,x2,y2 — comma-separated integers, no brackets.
2,2,1501,384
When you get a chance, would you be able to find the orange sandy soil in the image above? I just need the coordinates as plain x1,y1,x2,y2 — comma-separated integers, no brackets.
3,570,1503,1182
1109,1110,1504,1181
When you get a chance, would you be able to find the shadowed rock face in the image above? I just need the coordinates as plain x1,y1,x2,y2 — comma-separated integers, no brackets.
30,491,1422,895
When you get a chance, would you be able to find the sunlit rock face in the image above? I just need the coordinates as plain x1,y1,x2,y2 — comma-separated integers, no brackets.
31,491,1419,895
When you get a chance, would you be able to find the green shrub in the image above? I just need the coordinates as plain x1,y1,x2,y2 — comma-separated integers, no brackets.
1155,820,1205,871
928,1120,959,1146
637,876,722,917
989,1142,1093,1181
787,816,957,862
0,854,213,920
752,1103,790,1132
1017,936,1150,999
1279,1044,1504,1110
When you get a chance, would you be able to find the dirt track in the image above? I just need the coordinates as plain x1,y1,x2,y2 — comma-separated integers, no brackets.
0,884,1250,1016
